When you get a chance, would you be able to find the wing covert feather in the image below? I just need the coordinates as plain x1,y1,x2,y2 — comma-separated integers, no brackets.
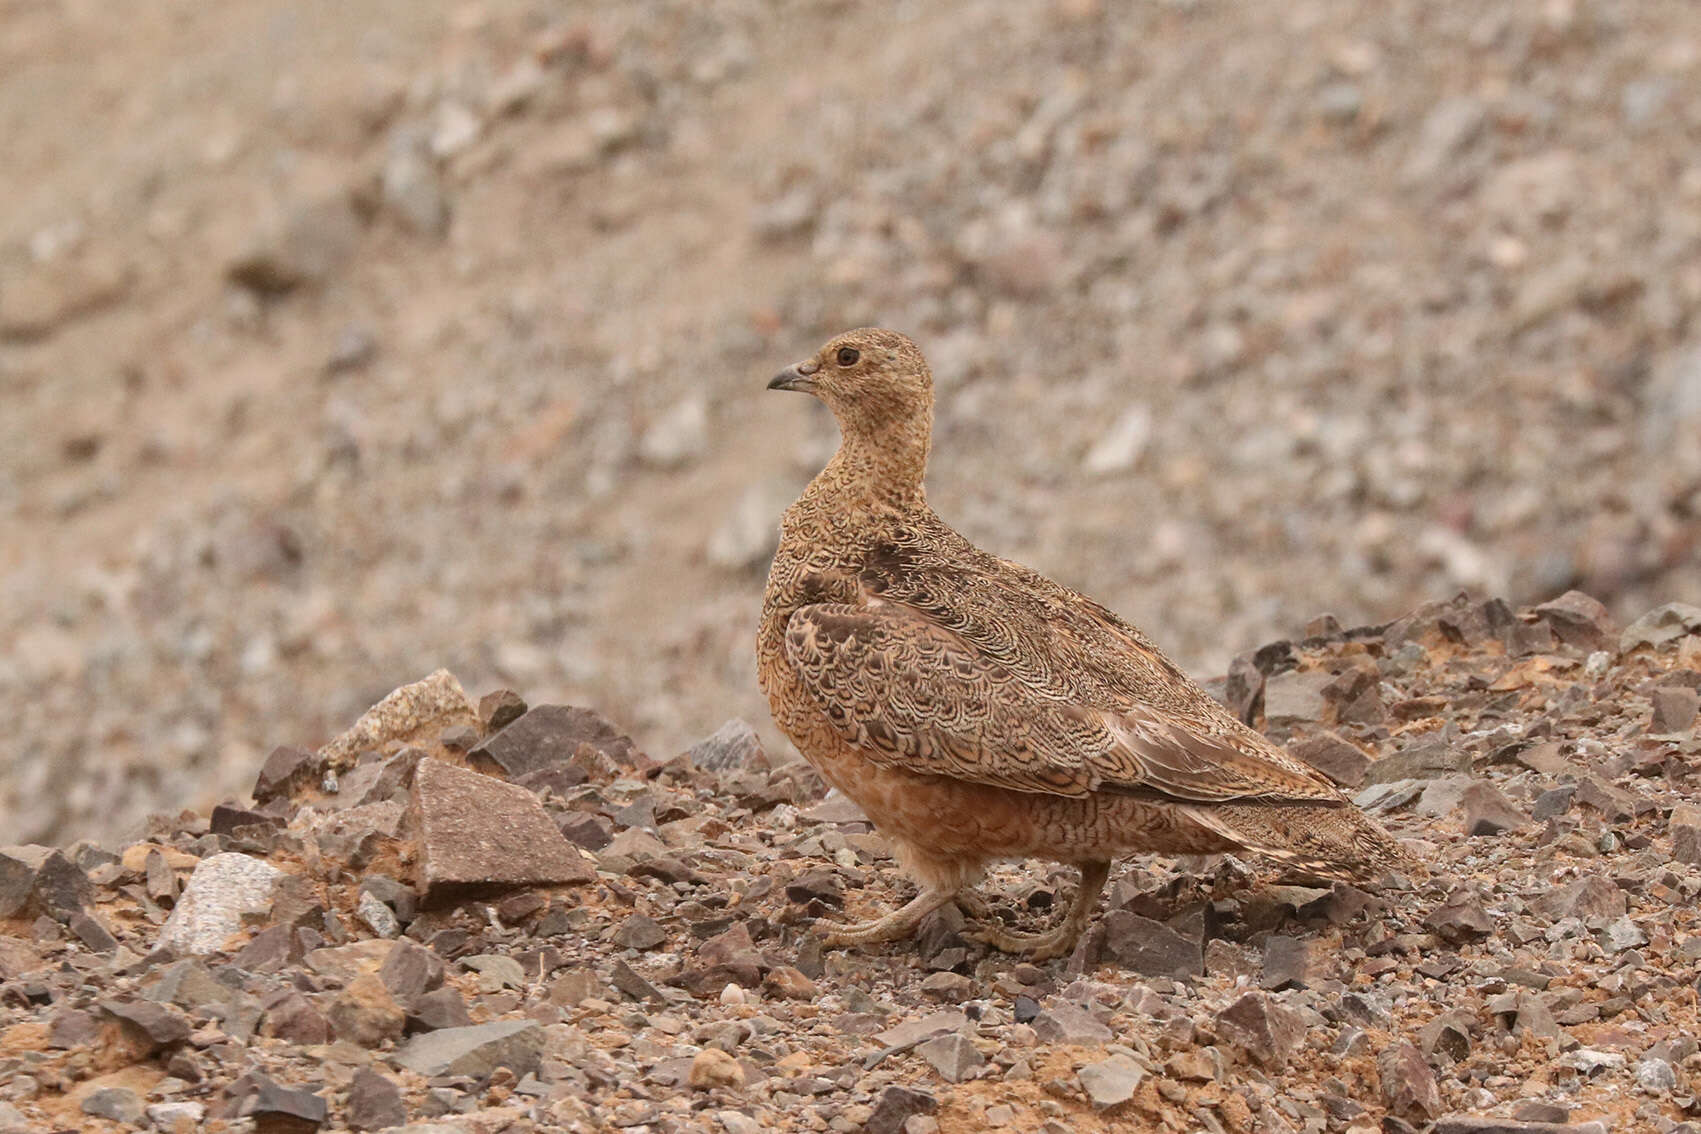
783,602,1342,804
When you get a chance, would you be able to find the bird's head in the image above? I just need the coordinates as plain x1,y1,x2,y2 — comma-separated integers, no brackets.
768,327,933,435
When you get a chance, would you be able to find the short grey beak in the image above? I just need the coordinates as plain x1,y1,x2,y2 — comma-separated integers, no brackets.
767,361,818,392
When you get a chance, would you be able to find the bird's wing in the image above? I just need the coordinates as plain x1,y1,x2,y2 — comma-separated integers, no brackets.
783,601,1344,803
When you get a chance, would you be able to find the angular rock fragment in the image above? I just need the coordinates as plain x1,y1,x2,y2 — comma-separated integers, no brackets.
467,704,640,780
1215,992,1304,1069
326,973,405,1048
1099,910,1201,978
1669,804,1701,866
1030,1002,1112,1045
407,986,472,1032
320,669,479,774
346,1068,405,1131
1425,890,1494,943
392,1019,544,1078
1620,602,1701,651
1532,591,1616,652
915,1032,984,1083
239,1074,327,1133
157,853,287,955
479,689,528,732
0,845,92,921
686,718,766,771
1260,935,1309,990
1288,730,1372,787
1077,1053,1145,1110
1379,1041,1442,1123
412,757,594,899
1459,781,1527,836
688,1047,746,1090
253,746,320,804
1651,685,1699,733
865,1085,937,1134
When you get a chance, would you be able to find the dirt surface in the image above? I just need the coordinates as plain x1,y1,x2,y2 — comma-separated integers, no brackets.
0,593,1698,1133
3,0,1700,846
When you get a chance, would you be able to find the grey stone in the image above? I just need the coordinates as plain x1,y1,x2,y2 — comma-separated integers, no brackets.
1287,731,1371,787
157,853,287,955
356,891,399,938
1261,935,1309,990
99,998,191,1052
462,954,525,993
1031,1002,1112,1045
1362,734,1468,785
613,914,667,951
413,757,595,898
1620,602,1701,651
686,719,766,772
1424,891,1493,943
1262,671,1332,727
347,1068,406,1131
1532,591,1616,652
1215,992,1304,1069
146,1102,206,1130
226,195,361,294
1534,875,1626,922
915,1033,984,1083
1100,910,1201,979
80,1086,144,1124
1670,804,1701,865
467,704,639,780
1459,781,1527,836
1077,1053,1145,1110
0,845,92,920
1651,686,1699,733
393,1019,545,1079
1379,1041,1442,1123
865,1085,937,1134
241,1075,327,1130
379,938,445,1006
407,986,472,1032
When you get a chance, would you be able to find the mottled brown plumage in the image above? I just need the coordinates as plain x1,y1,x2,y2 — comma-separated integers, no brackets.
758,328,1407,959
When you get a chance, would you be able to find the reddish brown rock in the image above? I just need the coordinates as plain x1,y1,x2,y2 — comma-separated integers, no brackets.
411,758,595,900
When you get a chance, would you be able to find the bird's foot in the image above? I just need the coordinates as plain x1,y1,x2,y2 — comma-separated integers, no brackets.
953,890,995,921
818,886,958,949
964,920,1082,963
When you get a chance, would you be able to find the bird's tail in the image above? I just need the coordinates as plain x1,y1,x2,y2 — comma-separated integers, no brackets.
1178,802,1412,883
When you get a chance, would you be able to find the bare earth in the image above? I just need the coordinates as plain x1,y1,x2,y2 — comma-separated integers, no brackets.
2,1,1698,850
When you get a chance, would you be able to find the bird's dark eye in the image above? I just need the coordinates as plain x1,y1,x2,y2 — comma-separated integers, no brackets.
836,347,860,367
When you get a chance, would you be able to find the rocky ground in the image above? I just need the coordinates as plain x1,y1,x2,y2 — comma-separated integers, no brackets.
5,0,1701,846
0,591,1698,1132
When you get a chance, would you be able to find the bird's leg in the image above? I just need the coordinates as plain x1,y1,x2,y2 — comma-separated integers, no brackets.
819,883,960,949
968,860,1111,962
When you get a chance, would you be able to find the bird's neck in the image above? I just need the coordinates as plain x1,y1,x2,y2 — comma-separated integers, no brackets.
802,417,931,517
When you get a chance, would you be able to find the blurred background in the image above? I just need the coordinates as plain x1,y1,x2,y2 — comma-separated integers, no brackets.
2,0,1698,845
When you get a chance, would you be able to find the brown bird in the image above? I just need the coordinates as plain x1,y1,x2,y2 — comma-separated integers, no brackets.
757,328,1408,960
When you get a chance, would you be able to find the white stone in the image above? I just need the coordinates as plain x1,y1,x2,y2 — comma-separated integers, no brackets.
157,853,286,955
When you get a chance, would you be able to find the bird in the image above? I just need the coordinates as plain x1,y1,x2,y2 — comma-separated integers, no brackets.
756,328,1409,960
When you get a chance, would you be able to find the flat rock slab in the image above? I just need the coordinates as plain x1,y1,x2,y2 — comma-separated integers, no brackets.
467,704,639,780
392,1019,544,1078
413,757,594,899
157,853,287,955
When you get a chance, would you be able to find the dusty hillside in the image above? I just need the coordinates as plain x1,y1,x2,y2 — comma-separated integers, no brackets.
3,0,1700,844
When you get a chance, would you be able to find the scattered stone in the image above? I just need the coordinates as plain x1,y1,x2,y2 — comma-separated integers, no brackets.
346,1068,406,1131
689,1047,746,1090
407,986,472,1032
393,1019,545,1079
226,195,361,295
1651,685,1699,733
1459,781,1527,836
1424,890,1494,943
1262,671,1332,728
686,719,766,771
356,890,400,938
1288,730,1372,787
468,704,639,779
0,845,92,920
865,1086,937,1134
327,973,405,1047
1670,804,1701,865
1380,1041,1442,1123
915,1033,985,1083
1215,992,1304,1069
1031,1002,1112,1046
1077,1053,1145,1110
80,1086,144,1124
1100,910,1201,978
412,757,595,898
241,1075,328,1133
1620,602,1701,651
157,853,287,955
